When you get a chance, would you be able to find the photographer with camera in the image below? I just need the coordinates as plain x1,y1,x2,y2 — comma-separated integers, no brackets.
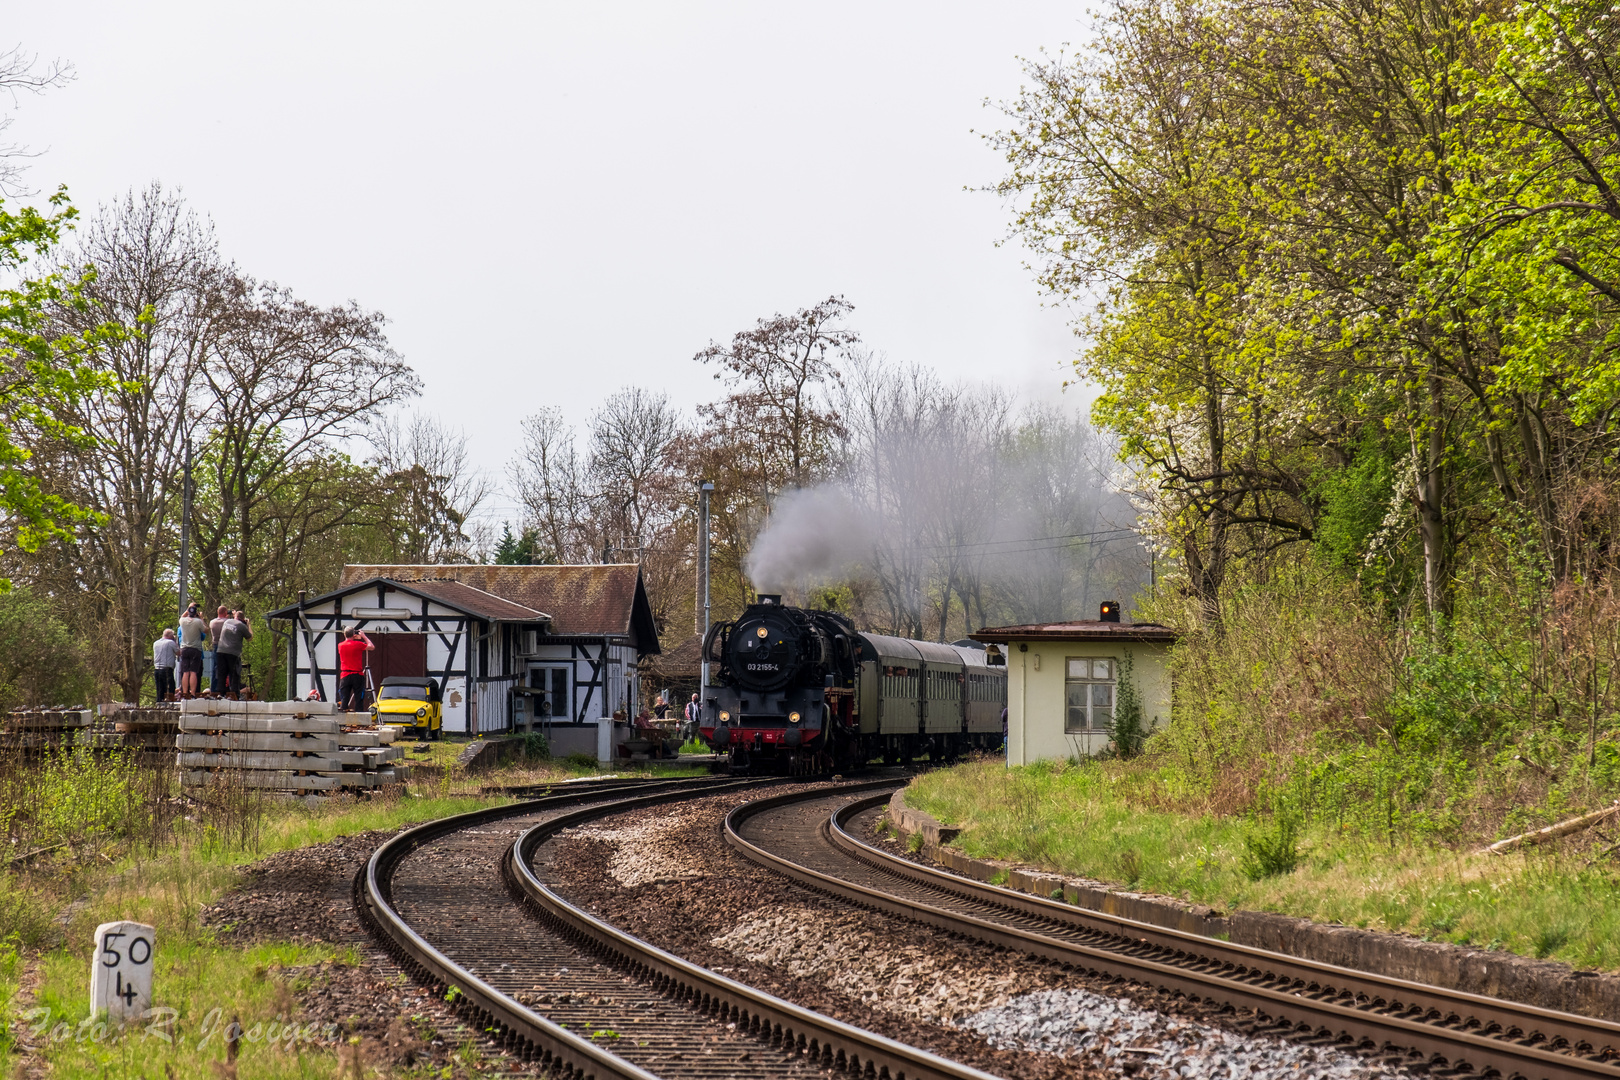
177,603,208,698
215,608,252,697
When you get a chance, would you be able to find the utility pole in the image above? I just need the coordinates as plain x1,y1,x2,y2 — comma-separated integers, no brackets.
177,438,194,619
698,481,713,702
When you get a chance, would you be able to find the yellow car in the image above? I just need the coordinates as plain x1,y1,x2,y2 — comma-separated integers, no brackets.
370,676,444,740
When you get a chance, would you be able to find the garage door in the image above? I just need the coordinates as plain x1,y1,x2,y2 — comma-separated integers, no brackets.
372,633,427,681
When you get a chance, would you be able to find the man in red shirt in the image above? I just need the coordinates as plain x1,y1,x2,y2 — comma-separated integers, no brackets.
336,626,374,712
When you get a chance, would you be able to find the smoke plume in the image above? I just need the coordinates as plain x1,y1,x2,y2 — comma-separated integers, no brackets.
741,358,1149,636
744,486,876,593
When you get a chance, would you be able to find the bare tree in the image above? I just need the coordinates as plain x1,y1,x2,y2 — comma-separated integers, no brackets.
0,45,73,195
743,358,1143,639
696,296,855,493
509,407,593,563
370,412,490,563
587,386,684,561
981,406,1144,626
190,278,419,603
38,185,225,699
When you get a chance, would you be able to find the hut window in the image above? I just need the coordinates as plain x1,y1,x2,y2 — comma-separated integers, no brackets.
1065,657,1115,732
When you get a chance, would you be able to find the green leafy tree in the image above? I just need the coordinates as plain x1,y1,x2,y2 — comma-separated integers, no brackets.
0,191,120,576
494,522,542,565
0,587,92,708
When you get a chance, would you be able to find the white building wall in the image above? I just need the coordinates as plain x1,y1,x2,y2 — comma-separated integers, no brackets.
283,595,648,736
287,596,475,730
517,642,641,724
1007,641,1172,766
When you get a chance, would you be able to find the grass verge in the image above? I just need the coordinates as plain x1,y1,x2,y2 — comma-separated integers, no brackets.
906,758,1620,971
2,774,512,1078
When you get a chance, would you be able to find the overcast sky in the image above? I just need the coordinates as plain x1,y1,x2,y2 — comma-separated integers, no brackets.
8,2,1094,528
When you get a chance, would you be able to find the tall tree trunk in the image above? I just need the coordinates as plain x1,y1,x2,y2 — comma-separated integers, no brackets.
1514,395,1564,583
1189,345,1228,628
1415,376,1452,618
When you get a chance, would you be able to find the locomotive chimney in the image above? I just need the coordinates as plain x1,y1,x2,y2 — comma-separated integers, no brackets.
758,594,782,606
1099,600,1120,623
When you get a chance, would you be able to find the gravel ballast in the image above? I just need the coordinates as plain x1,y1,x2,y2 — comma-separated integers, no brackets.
711,904,1037,1022
959,989,1395,1080
199,824,547,1074
547,786,1417,1080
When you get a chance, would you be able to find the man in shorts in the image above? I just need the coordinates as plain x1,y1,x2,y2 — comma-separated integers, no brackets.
177,603,209,698
337,626,374,712
214,609,252,697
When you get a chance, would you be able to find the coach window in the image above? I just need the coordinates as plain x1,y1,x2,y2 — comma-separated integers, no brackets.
1065,658,1115,732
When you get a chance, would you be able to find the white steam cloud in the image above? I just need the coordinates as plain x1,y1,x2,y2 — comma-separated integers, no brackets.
738,358,1149,633
744,486,876,593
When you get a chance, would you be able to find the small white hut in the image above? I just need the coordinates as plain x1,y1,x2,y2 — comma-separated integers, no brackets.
971,604,1177,764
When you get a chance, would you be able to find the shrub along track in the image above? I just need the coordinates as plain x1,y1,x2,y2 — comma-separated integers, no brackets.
726,785,1620,1080
359,774,1002,1080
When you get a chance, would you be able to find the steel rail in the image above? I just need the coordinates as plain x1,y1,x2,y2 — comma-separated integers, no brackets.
826,795,1620,1060
724,785,1620,1080
358,775,752,1080
481,772,727,798
508,778,1003,1080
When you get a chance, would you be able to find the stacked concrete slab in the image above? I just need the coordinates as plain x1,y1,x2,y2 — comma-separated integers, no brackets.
178,699,407,793
88,702,181,753
0,707,92,750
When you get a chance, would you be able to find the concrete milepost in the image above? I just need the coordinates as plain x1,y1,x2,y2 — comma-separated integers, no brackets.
90,921,154,1020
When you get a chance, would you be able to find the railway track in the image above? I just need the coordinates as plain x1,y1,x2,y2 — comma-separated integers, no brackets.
725,784,1620,1080
358,774,1002,1080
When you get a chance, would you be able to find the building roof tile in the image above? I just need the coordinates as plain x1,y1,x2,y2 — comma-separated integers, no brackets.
337,564,660,653
389,579,548,623
970,620,1179,644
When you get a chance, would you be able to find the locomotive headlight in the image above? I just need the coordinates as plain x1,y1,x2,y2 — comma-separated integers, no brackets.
719,711,730,723
788,711,801,723
755,626,769,638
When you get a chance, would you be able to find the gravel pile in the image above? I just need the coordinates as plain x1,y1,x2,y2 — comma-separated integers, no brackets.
958,989,1399,1080
711,904,1032,1022
561,804,711,886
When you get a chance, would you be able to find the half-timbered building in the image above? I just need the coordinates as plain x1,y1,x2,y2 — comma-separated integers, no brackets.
267,564,660,735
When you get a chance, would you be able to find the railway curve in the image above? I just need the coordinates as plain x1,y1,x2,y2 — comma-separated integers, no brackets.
357,774,1002,1080
724,784,1620,1080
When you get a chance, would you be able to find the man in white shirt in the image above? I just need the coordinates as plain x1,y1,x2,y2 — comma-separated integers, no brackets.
152,629,178,702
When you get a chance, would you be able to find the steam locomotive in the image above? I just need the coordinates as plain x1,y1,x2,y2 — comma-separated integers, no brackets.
698,595,1007,773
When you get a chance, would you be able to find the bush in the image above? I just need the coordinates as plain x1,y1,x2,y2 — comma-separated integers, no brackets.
0,588,92,710
1240,814,1300,880
518,732,549,760
564,752,598,769
1137,561,1393,816
1595,742,1620,788
1108,651,1147,759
